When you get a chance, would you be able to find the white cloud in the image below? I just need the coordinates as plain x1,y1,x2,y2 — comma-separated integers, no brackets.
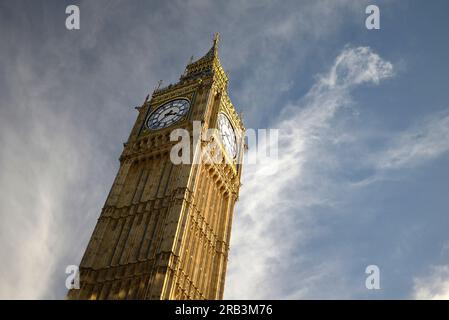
225,46,394,299
376,110,449,170
347,109,449,189
226,41,449,299
413,265,449,300
225,44,449,299
0,63,102,299
322,46,394,88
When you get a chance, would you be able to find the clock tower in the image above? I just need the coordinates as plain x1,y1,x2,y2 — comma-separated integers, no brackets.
67,34,245,300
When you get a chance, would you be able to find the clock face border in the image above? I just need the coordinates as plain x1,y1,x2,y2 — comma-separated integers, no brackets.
145,98,191,131
217,112,238,159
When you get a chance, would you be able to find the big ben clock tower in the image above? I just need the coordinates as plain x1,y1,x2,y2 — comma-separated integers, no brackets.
67,34,245,300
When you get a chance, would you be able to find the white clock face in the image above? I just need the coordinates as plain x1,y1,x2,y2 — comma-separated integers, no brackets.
146,99,190,130
217,113,237,159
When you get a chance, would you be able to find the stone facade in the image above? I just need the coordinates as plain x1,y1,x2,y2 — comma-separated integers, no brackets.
67,34,245,300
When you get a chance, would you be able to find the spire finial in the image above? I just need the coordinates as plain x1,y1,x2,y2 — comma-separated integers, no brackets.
213,32,220,53
213,32,220,45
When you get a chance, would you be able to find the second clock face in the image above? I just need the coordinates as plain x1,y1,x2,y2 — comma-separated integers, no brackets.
146,99,190,130
217,113,237,159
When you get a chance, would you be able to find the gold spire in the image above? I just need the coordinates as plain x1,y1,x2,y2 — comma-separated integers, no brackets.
179,32,227,85
212,32,220,55
213,32,220,44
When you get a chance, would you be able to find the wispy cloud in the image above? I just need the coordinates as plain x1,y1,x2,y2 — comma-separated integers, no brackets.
226,46,394,299
347,108,449,189
227,38,449,298
0,68,94,298
376,110,449,170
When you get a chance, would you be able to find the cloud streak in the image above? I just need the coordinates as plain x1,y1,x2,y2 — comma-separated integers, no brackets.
376,110,449,170
226,40,449,298
0,68,93,299
226,46,394,299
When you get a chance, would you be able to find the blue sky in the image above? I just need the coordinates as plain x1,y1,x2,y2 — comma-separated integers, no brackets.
0,0,449,299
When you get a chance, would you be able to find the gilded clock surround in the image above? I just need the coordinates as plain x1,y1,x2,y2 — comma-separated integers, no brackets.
67,33,245,300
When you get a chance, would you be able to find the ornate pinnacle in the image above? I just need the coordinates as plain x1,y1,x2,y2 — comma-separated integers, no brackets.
212,32,220,55
213,32,220,46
